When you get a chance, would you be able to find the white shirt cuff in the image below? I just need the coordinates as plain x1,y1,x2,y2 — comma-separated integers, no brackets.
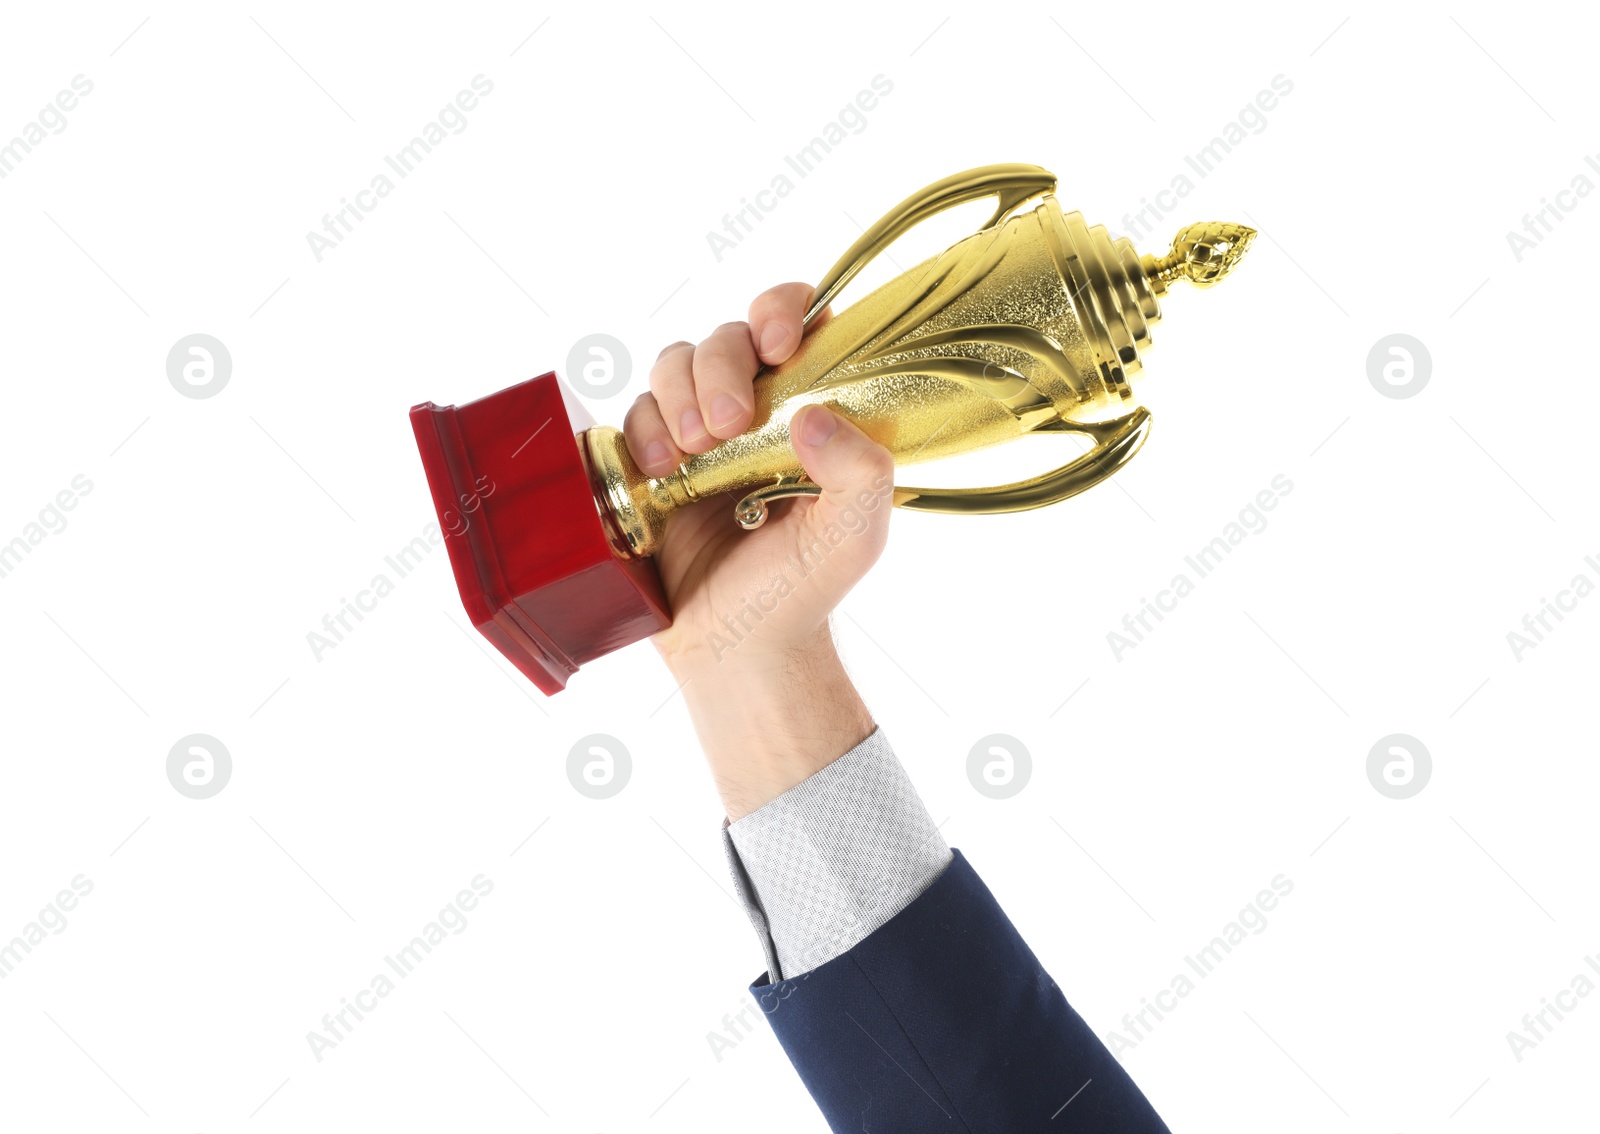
719,727,952,981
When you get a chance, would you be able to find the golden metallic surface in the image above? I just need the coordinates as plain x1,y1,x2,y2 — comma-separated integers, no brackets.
1142,221,1257,293
583,164,1254,558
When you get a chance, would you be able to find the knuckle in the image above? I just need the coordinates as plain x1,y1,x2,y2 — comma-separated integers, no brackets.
858,441,895,477
693,340,753,382
622,396,656,430
648,356,690,400
751,284,796,320
859,455,893,486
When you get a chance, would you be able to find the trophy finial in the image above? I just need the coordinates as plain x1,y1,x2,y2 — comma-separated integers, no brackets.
1143,222,1256,292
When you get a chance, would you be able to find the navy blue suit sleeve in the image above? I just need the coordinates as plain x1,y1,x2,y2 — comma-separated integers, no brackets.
750,849,1173,1133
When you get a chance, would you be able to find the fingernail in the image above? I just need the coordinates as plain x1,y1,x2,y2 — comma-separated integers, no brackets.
710,393,745,433
679,408,708,444
759,322,790,359
641,441,672,471
799,406,838,446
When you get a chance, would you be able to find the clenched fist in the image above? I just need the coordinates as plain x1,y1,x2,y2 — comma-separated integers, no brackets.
624,282,894,818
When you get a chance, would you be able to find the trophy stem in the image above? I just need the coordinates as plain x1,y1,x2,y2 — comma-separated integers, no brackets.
582,425,691,559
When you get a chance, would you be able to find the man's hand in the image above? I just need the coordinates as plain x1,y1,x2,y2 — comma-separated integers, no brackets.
621,283,893,819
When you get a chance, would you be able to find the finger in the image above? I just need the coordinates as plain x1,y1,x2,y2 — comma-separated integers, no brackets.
749,282,826,366
622,392,681,478
692,321,761,440
788,405,894,568
648,340,711,453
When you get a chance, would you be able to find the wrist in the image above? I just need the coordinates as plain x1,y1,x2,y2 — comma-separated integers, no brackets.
667,630,874,821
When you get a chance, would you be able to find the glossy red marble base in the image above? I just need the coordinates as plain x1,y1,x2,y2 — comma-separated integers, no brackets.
410,373,670,694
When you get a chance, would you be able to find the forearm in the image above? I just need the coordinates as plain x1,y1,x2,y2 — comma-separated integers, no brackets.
666,627,875,822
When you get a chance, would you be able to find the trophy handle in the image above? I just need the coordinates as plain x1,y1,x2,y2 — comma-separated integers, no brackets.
803,163,1058,327
733,408,1152,528
892,408,1152,514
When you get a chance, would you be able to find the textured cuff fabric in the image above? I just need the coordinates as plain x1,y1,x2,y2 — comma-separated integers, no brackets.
719,727,952,981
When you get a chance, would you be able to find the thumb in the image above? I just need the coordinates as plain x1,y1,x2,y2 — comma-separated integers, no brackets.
788,405,895,568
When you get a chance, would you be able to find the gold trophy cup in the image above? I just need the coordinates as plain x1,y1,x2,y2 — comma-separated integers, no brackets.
411,163,1254,692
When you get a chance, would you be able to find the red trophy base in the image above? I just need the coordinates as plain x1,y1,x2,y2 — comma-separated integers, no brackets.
410,373,670,694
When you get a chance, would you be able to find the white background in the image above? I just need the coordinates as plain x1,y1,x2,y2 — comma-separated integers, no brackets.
1,2,1595,1130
